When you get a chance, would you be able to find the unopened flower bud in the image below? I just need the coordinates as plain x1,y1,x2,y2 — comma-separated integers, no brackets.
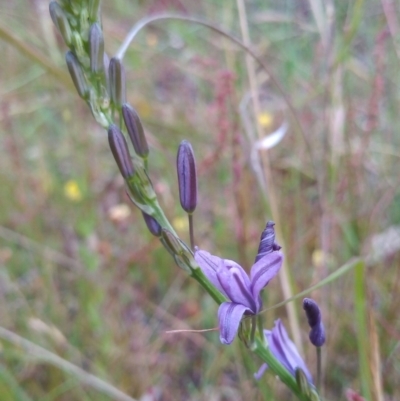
49,2,72,46
303,298,326,347
176,140,197,214
109,57,126,107
142,212,161,237
122,103,149,158
108,124,134,179
89,23,104,74
255,221,281,263
65,51,88,99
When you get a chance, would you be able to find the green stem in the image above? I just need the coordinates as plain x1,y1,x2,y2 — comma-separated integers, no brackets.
188,213,194,251
316,346,322,391
191,268,226,305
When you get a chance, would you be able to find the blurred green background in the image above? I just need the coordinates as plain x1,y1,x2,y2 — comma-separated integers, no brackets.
1,0,400,400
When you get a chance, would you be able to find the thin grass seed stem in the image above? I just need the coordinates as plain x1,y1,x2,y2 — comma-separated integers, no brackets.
0,326,137,401
188,213,194,251
236,0,302,354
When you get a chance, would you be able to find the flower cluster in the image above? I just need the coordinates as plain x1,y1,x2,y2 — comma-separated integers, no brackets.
49,2,326,399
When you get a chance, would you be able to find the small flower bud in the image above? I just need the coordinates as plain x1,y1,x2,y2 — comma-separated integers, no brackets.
142,212,161,237
303,298,326,347
255,221,281,263
122,103,149,158
49,1,72,46
176,140,197,214
89,23,104,74
109,57,126,107
161,229,193,272
161,229,182,255
108,124,134,179
65,51,88,99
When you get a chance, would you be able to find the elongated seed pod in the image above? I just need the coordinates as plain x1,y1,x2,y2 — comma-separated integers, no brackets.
303,298,326,347
65,51,88,99
176,140,197,214
122,103,149,158
255,221,280,263
109,57,126,107
89,23,104,73
108,124,134,179
49,1,72,46
142,212,162,237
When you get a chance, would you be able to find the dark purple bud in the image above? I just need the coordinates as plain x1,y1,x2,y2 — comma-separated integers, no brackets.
89,23,104,74
122,103,149,158
108,124,134,179
176,140,197,214
255,221,281,263
109,57,126,107
303,298,326,347
309,323,325,347
142,212,161,237
49,1,72,46
65,51,88,99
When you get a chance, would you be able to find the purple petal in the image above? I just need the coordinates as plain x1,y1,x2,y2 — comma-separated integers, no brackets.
217,264,256,310
250,251,283,308
265,319,313,383
218,302,251,344
194,249,228,297
254,363,268,380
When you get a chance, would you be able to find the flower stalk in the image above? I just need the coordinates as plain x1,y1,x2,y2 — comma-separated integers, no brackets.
49,2,325,399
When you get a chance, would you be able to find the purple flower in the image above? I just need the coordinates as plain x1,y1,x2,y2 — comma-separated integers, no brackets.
194,248,282,344
255,319,313,383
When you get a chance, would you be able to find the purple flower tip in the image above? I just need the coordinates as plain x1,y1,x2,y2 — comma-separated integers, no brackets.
303,298,325,347
108,124,134,179
177,140,197,214
255,221,281,263
194,247,282,344
109,57,126,107
122,103,149,158
142,212,161,237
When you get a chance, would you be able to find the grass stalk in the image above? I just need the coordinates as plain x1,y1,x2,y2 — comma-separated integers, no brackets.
353,260,372,400
236,0,303,353
0,327,138,401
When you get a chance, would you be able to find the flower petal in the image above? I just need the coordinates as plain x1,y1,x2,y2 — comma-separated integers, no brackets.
218,302,251,345
217,263,256,310
194,249,228,297
254,363,268,380
265,319,313,383
250,251,283,305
